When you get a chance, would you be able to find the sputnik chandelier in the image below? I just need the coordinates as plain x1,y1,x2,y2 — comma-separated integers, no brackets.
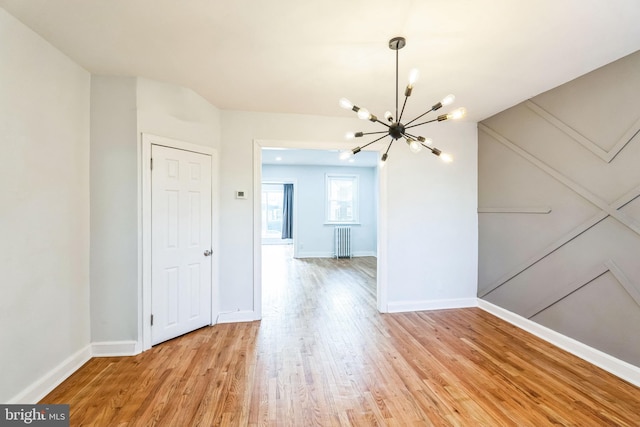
339,37,466,166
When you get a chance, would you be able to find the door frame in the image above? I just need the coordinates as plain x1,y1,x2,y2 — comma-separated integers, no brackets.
140,133,219,351
253,139,389,319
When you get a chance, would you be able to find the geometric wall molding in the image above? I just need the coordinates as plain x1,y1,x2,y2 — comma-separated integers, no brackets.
523,260,640,319
478,207,551,214
479,210,608,297
478,124,640,297
478,124,640,237
525,100,640,163
607,259,640,310
479,52,640,369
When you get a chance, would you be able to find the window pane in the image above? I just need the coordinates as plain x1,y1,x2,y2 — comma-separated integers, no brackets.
262,184,284,238
326,175,358,223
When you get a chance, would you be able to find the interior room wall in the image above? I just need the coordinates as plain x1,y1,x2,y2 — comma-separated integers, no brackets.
261,164,377,258
384,123,479,311
1,9,91,402
220,110,478,315
89,76,221,345
136,77,222,147
478,50,640,367
90,76,138,343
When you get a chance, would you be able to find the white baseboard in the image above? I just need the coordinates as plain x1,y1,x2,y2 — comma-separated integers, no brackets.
295,251,333,258
387,297,478,313
92,341,140,357
296,252,376,259
8,345,92,404
352,251,376,257
216,310,258,324
478,299,640,388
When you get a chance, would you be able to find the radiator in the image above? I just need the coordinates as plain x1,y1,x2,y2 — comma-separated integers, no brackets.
334,226,352,258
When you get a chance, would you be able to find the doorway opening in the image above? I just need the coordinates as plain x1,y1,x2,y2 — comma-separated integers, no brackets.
254,141,389,319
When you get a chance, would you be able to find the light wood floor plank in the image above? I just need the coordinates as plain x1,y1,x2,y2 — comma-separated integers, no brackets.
41,245,640,426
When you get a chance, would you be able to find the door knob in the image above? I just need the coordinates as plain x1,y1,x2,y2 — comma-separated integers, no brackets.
204,249,212,256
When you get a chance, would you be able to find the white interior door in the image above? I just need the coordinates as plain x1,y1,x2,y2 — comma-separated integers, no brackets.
151,144,212,345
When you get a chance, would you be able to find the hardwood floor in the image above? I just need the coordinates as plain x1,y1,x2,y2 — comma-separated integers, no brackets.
42,245,640,426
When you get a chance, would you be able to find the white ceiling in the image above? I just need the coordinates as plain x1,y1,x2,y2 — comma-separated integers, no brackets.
2,0,640,123
262,148,378,167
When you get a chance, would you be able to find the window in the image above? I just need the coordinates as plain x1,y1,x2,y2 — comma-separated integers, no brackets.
326,174,359,223
261,184,284,239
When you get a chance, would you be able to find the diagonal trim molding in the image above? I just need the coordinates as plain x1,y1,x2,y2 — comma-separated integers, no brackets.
478,124,640,297
524,260,640,319
607,260,640,308
479,124,640,236
525,100,640,163
479,211,607,297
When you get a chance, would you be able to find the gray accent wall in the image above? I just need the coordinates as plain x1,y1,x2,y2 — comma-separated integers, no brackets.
478,50,640,367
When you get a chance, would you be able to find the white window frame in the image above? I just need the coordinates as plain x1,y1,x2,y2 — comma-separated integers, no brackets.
325,173,359,224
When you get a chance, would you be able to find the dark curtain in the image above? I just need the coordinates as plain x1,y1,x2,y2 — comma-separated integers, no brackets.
281,183,293,239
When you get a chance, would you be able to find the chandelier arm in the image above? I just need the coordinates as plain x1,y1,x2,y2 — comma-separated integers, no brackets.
422,144,442,156
404,107,436,127
404,118,439,129
384,138,394,155
402,131,420,140
361,130,389,136
358,134,390,151
398,96,410,123
372,118,391,128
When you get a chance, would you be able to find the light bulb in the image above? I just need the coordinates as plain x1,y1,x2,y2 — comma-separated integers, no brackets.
384,111,393,122
441,153,453,163
441,94,455,106
339,150,353,160
408,68,419,86
339,98,353,110
406,138,422,153
421,137,433,146
345,132,355,140
357,108,370,120
379,153,388,167
447,107,466,120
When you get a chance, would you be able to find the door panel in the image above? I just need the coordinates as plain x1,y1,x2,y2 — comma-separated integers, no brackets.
151,145,212,345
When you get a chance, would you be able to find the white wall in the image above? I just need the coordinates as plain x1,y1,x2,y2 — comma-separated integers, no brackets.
262,164,377,257
90,76,138,342
220,110,478,314
385,123,478,311
89,76,222,345
0,9,91,402
136,78,222,146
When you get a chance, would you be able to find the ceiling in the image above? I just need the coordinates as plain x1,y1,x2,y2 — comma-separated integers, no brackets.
262,148,378,167
2,0,640,124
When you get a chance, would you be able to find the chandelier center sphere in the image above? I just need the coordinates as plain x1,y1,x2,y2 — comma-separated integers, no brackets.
389,122,405,140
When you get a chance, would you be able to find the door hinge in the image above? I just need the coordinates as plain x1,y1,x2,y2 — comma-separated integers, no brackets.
151,314,154,326
150,158,153,170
